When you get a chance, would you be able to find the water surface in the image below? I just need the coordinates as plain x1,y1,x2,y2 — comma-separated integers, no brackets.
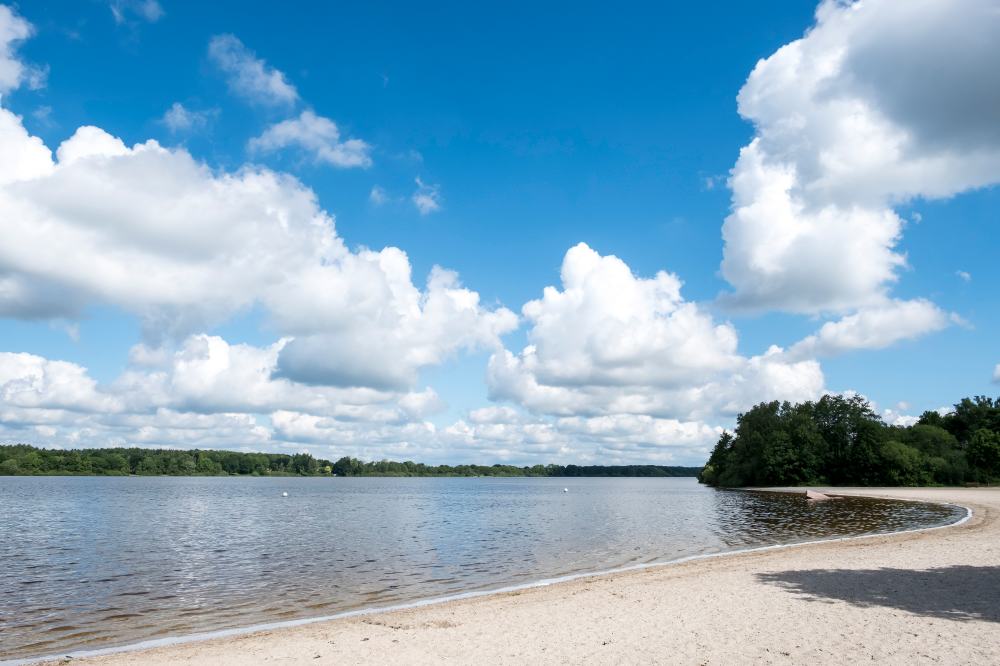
0,476,964,660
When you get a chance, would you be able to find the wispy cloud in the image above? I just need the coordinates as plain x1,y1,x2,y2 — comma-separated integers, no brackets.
207,34,298,107
109,0,164,25
369,185,388,206
412,177,442,215
161,102,214,133
248,110,372,168
0,5,47,96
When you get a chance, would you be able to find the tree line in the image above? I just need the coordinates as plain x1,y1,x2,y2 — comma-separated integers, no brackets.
699,394,1000,487
0,444,700,478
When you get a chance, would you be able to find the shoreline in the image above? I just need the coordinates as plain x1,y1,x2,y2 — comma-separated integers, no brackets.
15,487,1000,665
9,491,969,665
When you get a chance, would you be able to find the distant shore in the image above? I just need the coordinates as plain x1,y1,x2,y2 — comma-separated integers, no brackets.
23,487,999,665
0,444,700,478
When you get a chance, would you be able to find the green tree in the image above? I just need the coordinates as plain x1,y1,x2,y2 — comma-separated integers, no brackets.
967,429,1000,482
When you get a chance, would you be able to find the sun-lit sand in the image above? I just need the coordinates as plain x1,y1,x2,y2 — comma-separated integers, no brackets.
35,488,1000,665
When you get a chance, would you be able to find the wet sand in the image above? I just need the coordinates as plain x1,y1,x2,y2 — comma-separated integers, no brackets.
32,488,1000,665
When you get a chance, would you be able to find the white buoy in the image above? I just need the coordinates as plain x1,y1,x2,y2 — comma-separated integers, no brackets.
563,488,569,493
282,491,288,497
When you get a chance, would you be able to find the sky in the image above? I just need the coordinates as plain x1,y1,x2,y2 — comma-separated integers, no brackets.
0,0,997,465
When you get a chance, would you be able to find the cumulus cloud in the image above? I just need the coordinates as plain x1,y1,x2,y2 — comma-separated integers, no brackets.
1,337,440,421
488,244,824,424
512,243,741,388
442,409,723,464
956,270,972,283
412,177,442,215
881,408,919,428
249,110,372,168
0,339,454,454
0,352,120,413
207,34,298,107
272,262,517,389
0,108,515,389
0,5,45,96
720,0,1000,314
787,299,952,360
0,22,520,457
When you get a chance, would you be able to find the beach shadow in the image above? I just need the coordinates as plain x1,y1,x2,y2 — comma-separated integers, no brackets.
757,566,1000,622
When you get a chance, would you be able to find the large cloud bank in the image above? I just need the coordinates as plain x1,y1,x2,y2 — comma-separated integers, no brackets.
0,1,992,463
720,0,997,352
722,0,1000,313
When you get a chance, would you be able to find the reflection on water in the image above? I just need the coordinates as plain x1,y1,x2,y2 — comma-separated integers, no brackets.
705,489,961,548
0,476,963,660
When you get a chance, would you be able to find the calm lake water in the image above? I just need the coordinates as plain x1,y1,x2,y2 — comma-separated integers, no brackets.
0,476,965,661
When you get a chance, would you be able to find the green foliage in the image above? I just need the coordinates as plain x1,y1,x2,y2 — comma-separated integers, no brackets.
325,456,699,478
967,429,1000,480
699,394,1000,487
0,444,701,478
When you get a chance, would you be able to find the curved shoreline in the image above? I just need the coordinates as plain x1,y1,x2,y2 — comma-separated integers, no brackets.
7,487,983,666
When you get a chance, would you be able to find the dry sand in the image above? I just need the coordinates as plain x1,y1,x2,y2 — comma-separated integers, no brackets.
36,488,1000,665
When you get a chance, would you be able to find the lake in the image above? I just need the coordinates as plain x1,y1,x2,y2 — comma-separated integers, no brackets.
0,476,965,661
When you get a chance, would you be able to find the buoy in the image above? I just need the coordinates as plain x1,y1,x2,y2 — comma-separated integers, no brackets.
282,491,288,497
563,488,569,493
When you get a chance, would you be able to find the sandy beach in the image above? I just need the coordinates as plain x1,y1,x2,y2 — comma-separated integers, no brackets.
32,488,1000,665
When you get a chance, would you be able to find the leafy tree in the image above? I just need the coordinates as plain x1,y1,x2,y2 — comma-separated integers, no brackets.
0,445,701,478
967,429,1000,481
701,394,1000,487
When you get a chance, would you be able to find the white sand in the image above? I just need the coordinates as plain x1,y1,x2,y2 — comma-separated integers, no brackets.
36,488,1000,665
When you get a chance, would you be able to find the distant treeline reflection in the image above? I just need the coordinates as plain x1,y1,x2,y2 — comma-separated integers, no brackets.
0,444,700,478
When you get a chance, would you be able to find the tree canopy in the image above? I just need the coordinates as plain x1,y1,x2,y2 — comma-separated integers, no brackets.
0,444,700,478
699,395,1000,487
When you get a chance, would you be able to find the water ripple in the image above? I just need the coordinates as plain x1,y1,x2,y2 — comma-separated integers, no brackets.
0,477,963,661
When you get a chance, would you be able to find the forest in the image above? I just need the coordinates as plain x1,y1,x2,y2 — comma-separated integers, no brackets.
699,395,1000,487
0,444,700,478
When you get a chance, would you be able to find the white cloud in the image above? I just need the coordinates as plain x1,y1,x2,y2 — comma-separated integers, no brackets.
488,244,824,424
993,364,1000,384
881,408,919,428
722,143,906,313
956,270,972,283
109,0,163,25
0,339,456,455
442,409,722,464
720,0,1000,314
0,106,51,186
272,263,517,389
0,108,515,390
0,5,45,96
249,110,372,168
115,334,455,420
207,34,298,107
369,185,388,205
513,243,740,388
0,352,121,413
787,299,952,360
412,177,442,215
161,102,212,133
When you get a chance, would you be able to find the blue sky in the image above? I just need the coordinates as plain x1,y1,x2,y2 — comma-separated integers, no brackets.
0,0,997,464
